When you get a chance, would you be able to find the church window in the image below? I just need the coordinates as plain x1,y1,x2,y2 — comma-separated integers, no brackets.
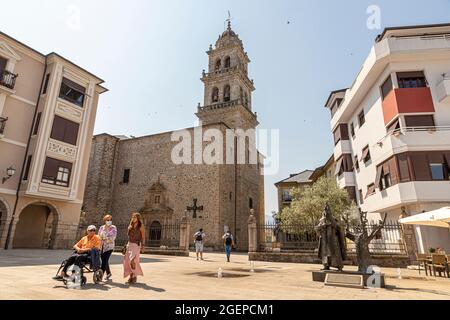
244,92,248,106
240,87,243,102
229,192,232,201
122,168,130,184
224,56,231,69
249,197,253,209
154,195,160,204
224,85,231,102
215,59,221,71
212,87,219,103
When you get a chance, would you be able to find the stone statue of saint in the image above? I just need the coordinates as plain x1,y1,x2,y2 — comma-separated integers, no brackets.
316,204,346,271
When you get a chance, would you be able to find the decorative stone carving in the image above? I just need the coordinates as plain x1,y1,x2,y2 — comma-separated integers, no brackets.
55,101,83,122
140,177,173,222
47,140,77,160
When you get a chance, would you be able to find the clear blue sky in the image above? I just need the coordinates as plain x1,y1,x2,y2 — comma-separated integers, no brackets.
2,0,449,220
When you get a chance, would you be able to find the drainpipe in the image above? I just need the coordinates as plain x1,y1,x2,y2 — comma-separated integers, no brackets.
4,56,48,249
234,136,237,246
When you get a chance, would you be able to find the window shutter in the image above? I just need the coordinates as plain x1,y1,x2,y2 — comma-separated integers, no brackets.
340,124,349,141
388,157,399,185
375,165,383,189
0,57,7,73
43,157,58,178
361,146,370,161
397,153,411,182
428,153,443,164
404,115,435,127
333,127,341,145
62,77,86,93
445,153,450,171
411,154,431,181
334,157,343,176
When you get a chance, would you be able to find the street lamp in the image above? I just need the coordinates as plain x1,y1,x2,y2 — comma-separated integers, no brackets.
2,166,16,184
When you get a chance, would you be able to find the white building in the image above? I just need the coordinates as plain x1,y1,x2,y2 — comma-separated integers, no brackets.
325,23,450,253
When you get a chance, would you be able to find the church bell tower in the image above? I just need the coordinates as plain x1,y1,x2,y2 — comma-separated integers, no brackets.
196,21,258,130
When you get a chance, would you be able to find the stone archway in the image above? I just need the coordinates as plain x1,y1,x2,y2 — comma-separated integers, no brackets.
12,202,59,249
149,221,162,247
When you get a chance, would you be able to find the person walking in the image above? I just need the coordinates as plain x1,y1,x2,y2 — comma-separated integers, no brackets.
123,213,145,284
98,214,117,281
222,230,234,262
193,228,206,261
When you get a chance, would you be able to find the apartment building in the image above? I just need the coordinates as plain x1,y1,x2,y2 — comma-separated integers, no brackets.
325,23,450,253
0,32,107,249
275,170,314,213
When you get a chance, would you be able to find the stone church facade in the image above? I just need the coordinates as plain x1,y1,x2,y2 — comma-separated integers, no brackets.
82,23,265,250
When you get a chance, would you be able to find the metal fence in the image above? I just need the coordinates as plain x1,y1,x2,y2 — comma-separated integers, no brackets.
346,221,406,255
113,223,181,248
257,221,406,255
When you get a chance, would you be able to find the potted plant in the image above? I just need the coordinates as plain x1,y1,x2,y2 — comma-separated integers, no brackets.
428,247,436,254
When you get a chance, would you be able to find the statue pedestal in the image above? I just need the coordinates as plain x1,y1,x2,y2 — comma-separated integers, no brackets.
312,270,385,288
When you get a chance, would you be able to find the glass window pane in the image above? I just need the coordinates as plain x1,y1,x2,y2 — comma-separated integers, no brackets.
430,163,444,180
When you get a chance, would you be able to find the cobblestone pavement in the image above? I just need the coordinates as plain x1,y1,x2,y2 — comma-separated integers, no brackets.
0,249,449,300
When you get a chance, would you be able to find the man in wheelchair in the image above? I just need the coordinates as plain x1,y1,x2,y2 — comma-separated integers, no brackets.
53,225,102,281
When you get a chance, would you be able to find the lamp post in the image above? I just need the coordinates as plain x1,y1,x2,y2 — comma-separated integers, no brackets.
2,166,16,184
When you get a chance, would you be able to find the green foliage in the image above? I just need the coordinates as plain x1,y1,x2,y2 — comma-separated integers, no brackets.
279,177,356,225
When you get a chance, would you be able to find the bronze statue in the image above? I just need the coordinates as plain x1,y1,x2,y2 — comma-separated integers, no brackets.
343,210,387,274
316,204,346,271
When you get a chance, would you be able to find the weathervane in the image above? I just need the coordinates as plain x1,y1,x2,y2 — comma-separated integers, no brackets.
225,10,232,30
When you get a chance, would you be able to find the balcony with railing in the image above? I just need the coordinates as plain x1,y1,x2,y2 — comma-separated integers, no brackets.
0,70,18,91
197,98,257,118
377,126,450,156
0,117,7,137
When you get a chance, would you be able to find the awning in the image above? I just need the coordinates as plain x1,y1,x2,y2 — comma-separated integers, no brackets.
399,207,450,228
334,157,343,176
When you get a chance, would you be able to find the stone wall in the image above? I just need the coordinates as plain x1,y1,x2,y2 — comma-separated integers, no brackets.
82,123,264,251
248,252,411,268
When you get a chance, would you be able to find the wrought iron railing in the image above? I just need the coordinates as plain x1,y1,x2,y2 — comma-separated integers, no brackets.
346,221,406,255
114,223,181,248
256,221,406,255
0,117,7,135
0,70,18,90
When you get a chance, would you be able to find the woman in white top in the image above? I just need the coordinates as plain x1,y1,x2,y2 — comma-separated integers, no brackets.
98,214,117,280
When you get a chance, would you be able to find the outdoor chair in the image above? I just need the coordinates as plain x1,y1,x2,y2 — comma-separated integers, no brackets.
416,253,428,276
427,254,449,278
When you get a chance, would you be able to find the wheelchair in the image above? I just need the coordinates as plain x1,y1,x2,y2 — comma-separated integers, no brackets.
54,254,104,287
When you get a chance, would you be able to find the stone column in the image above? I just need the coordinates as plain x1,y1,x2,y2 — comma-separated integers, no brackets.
0,215,10,249
399,207,419,263
179,215,190,252
5,217,19,249
248,209,257,252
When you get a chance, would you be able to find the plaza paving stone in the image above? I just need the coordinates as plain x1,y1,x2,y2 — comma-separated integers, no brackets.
0,249,449,300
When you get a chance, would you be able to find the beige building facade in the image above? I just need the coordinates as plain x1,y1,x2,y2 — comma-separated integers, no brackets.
0,31,106,249
82,23,265,251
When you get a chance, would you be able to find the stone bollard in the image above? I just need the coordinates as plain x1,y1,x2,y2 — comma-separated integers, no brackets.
248,209,257,253
179,216,190,252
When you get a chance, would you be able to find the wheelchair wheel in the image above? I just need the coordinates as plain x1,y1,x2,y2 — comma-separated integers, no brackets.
93,269,103,284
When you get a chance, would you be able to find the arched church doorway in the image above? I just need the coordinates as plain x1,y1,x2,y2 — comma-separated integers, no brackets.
149,221,162,247
12,203,58,249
